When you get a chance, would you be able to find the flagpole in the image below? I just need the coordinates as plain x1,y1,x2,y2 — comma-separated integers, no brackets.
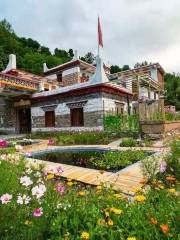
98,15,99,57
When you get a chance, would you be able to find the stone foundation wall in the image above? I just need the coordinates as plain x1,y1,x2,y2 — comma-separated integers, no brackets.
32,110,104,129
140,120,180,139
0,97,15,132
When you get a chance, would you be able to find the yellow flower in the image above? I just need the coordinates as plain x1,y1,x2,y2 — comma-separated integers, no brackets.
168,188,175,193
78,191,86,197
105,211,109,218
127,237,136,240
67,181,73,187
97,218,105,225
107,219,113,226
110,207,122,215
46,174,54,180
81,231,89,239
134,187,142,193
159,185,165,190
24,220,32,225
135,195,146,202
114,193,122,199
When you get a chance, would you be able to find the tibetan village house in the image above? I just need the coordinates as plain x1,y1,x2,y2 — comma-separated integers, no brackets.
0,53,164,134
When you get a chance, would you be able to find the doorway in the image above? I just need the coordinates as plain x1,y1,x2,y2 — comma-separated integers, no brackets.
17,108,31,133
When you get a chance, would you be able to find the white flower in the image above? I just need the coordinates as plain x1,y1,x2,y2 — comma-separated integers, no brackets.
25,168,33,174
34,171,41,177
17,194,31,205
15,145,23,151
0,193,12,204
32,184,46,199
0,154,7,160
20,176,33,187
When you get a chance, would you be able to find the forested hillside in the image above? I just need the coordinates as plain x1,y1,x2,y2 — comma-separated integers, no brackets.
0,19,73,75
0,19,179,110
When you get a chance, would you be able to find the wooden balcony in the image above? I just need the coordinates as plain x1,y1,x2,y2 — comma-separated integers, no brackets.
0,72,39,92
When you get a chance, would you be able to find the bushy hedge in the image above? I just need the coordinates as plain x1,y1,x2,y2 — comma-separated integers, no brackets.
104,115,139,135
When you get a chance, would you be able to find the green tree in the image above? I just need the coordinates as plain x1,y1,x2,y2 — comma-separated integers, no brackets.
122,65,130,71
110,65,122,74
68,48,74,58
164,73,180,110
80,52,95,64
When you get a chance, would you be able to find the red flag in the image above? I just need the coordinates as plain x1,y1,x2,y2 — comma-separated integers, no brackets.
98,16,103,48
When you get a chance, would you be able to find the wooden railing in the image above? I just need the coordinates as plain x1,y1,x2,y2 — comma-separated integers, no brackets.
0,72,39,91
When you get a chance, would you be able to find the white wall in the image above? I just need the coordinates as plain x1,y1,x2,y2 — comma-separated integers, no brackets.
102,97,129,113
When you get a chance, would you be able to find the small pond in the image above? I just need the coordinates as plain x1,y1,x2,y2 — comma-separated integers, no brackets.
29,147,154,173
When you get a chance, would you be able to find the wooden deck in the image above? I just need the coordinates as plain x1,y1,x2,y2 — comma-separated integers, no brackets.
23,140,167,195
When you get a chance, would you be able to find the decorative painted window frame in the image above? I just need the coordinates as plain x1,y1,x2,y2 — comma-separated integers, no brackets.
66,100,87,109
41,104,57,112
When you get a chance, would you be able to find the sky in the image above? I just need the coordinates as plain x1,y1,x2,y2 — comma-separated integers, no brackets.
1,0,180,72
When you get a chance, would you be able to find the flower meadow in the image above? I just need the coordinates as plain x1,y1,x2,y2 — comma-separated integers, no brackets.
0,142,179,239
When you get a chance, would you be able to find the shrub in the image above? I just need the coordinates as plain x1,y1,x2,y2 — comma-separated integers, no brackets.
120,138,139,147
90,150,148,171
104,114,139,133
26,132,115,145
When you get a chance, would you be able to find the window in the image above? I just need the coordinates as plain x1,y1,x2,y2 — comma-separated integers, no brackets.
70,108,84,127
57,72,62,82
45,111,55,127
115,103,124,115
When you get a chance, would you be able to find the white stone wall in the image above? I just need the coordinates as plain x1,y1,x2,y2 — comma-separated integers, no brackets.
31,107,45,117
102,98,129,113
31,98,103,118
84,98,103,112
55,103,70,115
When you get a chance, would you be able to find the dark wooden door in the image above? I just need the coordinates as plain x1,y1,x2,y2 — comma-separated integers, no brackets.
71,108,84,127
45,111,55,127
18,108,31,133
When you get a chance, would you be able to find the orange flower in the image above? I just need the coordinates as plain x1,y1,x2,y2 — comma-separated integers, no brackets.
151,218,158,225
166,177,176,181
107,219,113,226
160,224,170,233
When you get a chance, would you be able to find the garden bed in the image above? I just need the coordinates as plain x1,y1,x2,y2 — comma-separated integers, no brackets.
29,148,150,172
26,132,118,145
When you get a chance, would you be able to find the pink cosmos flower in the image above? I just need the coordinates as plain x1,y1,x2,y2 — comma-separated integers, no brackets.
33,208,43,217
160,160,167,173
56,166,64,174
26,152,32,157
44,166,64,176
0,140,8,148
0,193,12,204
48,139,55,145
57,185,64,193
